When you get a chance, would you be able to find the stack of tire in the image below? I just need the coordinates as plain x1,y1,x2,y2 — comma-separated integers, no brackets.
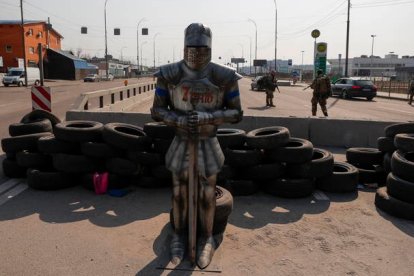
2,110,60,182
345,147,384,188
1,111,176,191
217,126,356,198
375,122,414,220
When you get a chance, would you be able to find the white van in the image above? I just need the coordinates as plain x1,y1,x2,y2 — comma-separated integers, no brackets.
2,67,40,87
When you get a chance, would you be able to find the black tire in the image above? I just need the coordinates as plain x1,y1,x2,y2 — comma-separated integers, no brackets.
356,163,381,184
134,176,168,189
27,169,79,190
170,186,233,235
2,158,27,178
245,126,290,150
383,152,392,175
223,179,259,196
265,137,313,164
103,123,151,151
1,132,52,153
286,148,334,179
239,163,285,181
9,118,53,137
15,150,53,169
375,187,414,221
385,122,414,138
37,135,81,154
262,177,315,198
316,161,358,193
143,122,175,140
106,158,141,176
394,133,414,152
150,165,172,180
153,138,173,155
346,147,384,165
81,142,122,158
387,173,414,204
224,145,263,167
216,128,246,149
52,153,99,173
127,150,163,166
217,165,236,186
54,120,104,143
377,136,396,153
391,151,414,183
20,109,61,126
375,165,387,187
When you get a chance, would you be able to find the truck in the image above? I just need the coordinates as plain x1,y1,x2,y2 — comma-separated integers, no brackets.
2,67,40,87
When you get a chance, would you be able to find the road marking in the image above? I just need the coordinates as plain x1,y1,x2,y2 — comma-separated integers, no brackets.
313,190,330,201
0,183,28,206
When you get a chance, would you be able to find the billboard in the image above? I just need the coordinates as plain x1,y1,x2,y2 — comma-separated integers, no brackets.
231,58,245,64
314,42,327,74
253,59,267,67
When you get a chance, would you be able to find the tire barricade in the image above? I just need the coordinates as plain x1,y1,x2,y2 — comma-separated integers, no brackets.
2,111,414,228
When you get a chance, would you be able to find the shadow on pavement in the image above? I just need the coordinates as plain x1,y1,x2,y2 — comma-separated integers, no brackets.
375,207,414,238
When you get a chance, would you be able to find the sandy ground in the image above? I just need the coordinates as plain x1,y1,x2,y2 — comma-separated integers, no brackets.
0,152,413,276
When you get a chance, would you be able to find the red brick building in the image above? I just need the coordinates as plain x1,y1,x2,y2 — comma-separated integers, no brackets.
0,20,63,73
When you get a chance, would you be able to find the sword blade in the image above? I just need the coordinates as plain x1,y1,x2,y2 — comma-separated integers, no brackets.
188,135,198,264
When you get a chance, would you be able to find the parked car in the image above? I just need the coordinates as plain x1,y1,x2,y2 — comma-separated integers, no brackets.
84,74,100,82
101,74,114,81
331,78,377,100
251,76,265,91
2,67,40,87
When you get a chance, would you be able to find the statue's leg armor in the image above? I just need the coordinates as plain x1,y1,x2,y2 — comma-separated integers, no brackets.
170,171,188,265
197,174,217,269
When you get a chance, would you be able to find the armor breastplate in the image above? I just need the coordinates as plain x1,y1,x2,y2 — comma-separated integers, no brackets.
170,78,223,113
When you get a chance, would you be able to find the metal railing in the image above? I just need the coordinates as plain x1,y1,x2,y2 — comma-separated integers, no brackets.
72,82,156,110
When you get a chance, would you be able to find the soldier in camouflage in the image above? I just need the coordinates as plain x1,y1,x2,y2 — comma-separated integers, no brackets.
310,69,331,116
408,77,414,105
151,23,243,269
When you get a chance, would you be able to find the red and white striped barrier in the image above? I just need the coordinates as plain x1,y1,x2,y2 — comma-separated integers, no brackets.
31,85,51,112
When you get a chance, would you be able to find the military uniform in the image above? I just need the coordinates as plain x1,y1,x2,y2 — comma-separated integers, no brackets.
408,79,414,105
310,72,331,116
260,72,278,107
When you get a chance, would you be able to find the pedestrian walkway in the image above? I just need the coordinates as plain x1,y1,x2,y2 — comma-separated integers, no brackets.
377,90,409,101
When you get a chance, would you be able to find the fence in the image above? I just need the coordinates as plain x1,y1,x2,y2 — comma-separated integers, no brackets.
372,79,410,94
72,82,156,111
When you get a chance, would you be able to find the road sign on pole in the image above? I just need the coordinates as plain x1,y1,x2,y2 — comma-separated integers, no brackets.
315,42,328,75
31,86,51,112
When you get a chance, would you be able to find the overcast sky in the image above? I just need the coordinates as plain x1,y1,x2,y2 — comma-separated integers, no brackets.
1,0,413,66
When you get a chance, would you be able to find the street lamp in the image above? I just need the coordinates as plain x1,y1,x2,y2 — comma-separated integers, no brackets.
273,0,278,72
141,41,147,71
248,18,257,75
370,34,376,77
104,0,109,78
153,32,160,69
137,18,146,76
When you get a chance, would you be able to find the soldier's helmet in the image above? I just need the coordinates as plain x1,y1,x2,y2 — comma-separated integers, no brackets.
183,23,212,70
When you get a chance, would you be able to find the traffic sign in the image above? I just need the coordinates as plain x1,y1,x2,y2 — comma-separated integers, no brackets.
31,86,51,112
311,29,320,38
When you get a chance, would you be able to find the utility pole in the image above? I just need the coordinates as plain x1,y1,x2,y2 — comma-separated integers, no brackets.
20,0,28,87
345,0,351,77
370,34,376,77
273,0,277,72
136,18,145,77
104,0,109,78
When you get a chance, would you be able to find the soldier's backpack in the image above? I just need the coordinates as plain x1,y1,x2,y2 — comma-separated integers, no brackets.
318,76,330,94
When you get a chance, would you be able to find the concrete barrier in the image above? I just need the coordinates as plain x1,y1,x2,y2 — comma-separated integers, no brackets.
66,109,401,148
